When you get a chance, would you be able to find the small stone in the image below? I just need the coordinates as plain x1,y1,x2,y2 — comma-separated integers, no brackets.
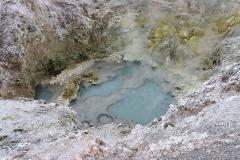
0,135,8,141
153,118,158,123
117,123,122,128
27,25,37,32
83,130,88,134
120,127,131,135
184,116,196,124
164,122,175,129
164,123,168,129
150,119,158,126
49,132,53,137
68,133,76,138
235,145,240,149
13,128,25,132
34,37,41,41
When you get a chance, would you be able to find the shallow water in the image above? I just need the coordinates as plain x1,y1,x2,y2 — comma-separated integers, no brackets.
34,84,62,103
81,76,123,98
98,114,114,124
80,62,139,97
35,85,53,102
72,61,176,125
35,61,176,126
108,80,175,125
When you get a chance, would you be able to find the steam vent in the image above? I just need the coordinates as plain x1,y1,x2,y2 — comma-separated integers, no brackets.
1,0,240,159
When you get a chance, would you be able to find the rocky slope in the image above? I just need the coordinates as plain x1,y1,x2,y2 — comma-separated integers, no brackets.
0,57,239,159
1,0,240,99
0,0,121,98
1,0,240,159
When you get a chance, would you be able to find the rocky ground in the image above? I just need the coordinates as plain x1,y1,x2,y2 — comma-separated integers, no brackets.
2,0,240,99
1,0,240,159
0,62,239,159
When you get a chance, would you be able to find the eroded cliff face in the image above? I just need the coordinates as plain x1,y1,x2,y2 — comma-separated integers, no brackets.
1,0,240,159
0,0,120,98
1,0,240,99
0,40,240,159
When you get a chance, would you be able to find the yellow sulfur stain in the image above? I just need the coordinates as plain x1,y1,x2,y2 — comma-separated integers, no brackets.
147,13,204,52
2,114,16,120
211,13,240,34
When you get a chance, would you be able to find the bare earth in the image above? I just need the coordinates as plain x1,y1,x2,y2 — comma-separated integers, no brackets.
0,61,240,159
1,0,240,159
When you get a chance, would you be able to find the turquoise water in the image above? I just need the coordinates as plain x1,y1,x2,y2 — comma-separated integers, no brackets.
77,62,175,125
35,61,176,125
98,114,114,124
114,62,140,79
108,80,175,125
81,76,123,98
80,62,140,98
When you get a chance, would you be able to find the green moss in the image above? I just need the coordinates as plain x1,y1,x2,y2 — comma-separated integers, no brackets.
175,87,181,90
78,52,89,60
62,77,81,99
92,75,100,81
82,71,99,81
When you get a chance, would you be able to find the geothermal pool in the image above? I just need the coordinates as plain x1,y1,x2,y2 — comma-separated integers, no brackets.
108,80,174,125
35,61,176,126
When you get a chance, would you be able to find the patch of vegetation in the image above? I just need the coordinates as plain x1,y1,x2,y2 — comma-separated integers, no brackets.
81,70,100,83
62,77,81,99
